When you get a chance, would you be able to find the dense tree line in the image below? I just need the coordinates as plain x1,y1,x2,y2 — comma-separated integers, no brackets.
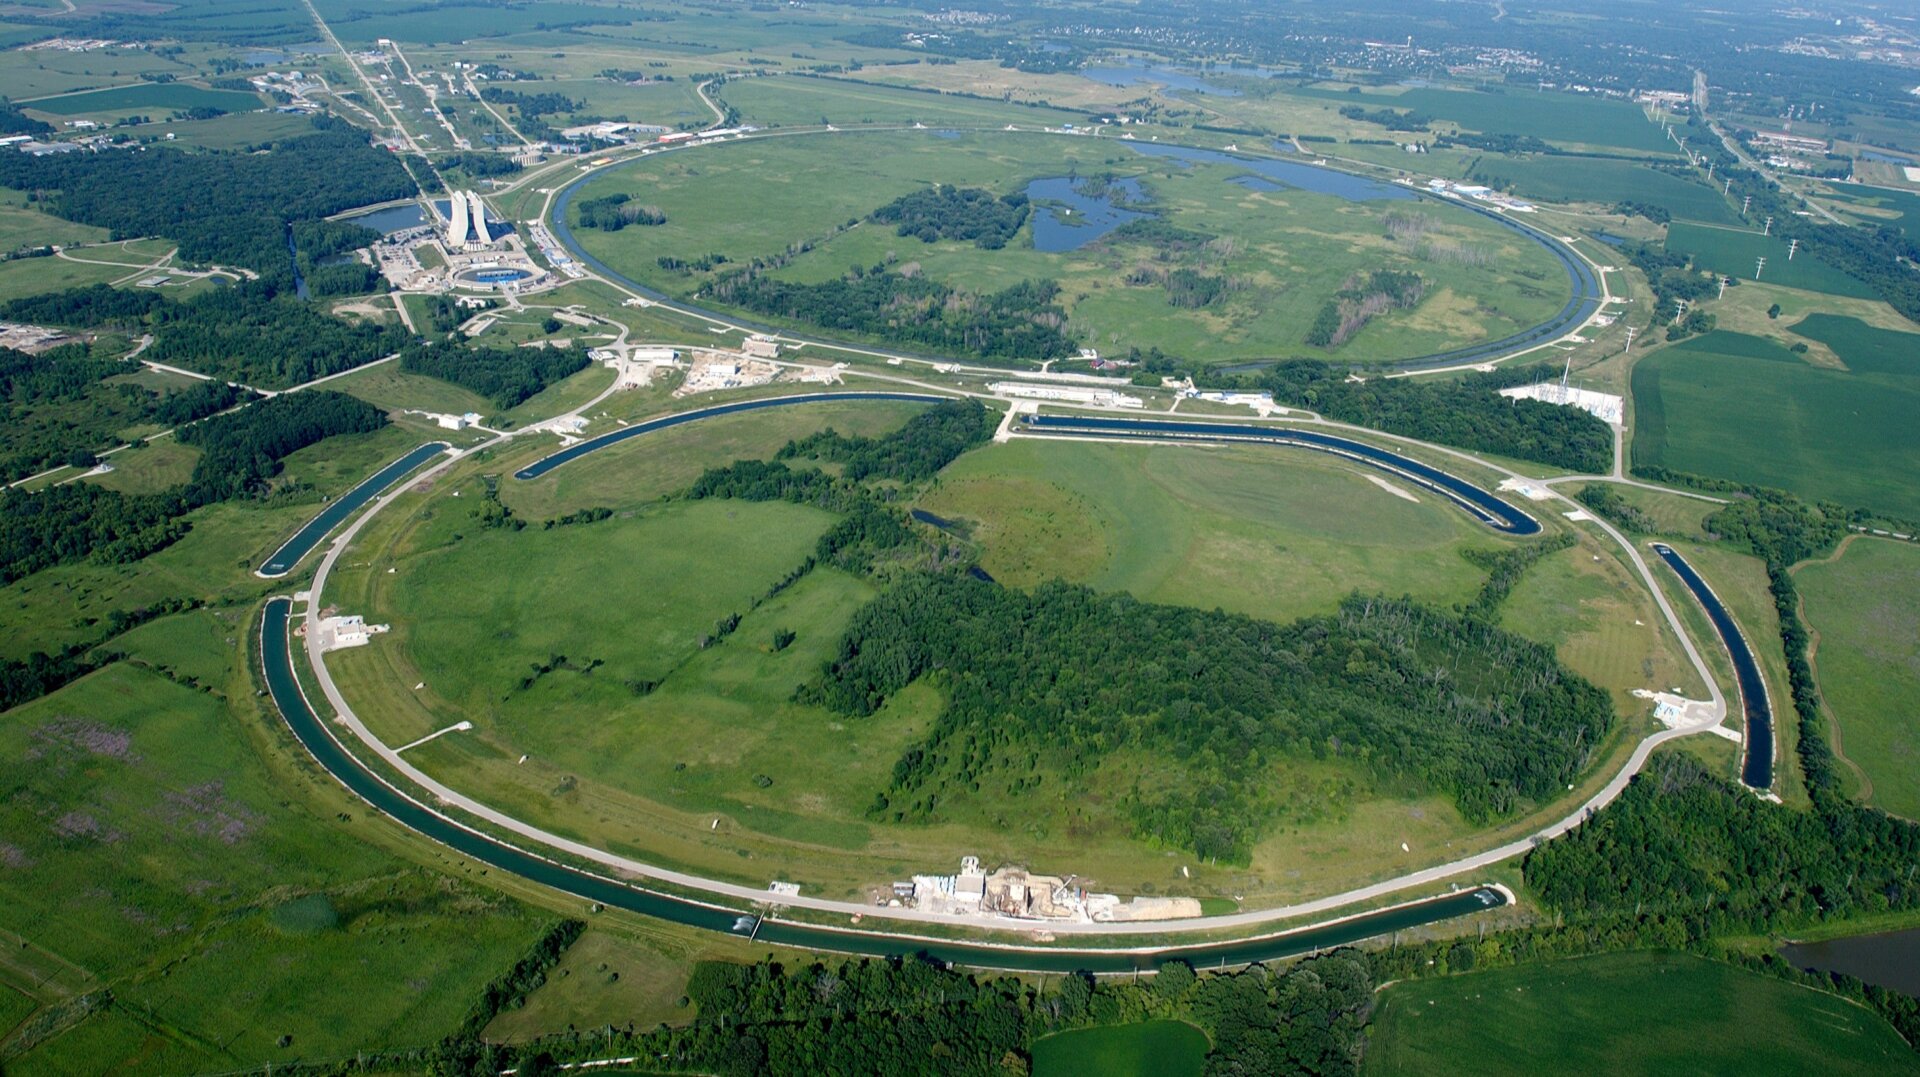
398,343,590,409
142,286,407,388
455,920,584,1040
175,390,387,504
1524,752,1919,936
1573,484,1656,533
1338,104,1431,131
0,127,416,287
776,399,995,482
1305,270,1427,349
871,185,1030,249
2,283,166,328
687,459,928,574
0,102,50,137
0,343,258,483
0,387,389,583
573,192,666,231
150,380,256,427
1262,361,1613,473
0,343,123,405
709,268,1077,362
440,151,522,178
423,948,1373,1077
802,573,1613,860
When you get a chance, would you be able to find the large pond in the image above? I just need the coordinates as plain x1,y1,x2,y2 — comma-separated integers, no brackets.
338,198,453,236
1781,927,1920,995
1024,175,1151,252
1081,64,1240,97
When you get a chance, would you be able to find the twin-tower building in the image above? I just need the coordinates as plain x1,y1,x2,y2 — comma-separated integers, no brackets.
445,190,496,250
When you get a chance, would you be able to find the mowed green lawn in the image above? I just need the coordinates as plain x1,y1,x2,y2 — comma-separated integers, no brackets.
0,663,546,1072
1631,325,1920,518
916,438,1502,625
569,129,1567,364
1032,1020,1209,1077
1797,537,1920,819
1363,951,1920,1076
1665,222,1877,299
1466,156,1739,224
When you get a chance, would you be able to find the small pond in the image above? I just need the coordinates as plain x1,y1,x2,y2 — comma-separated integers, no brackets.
1781,927,1920,996
1024,175,1152,253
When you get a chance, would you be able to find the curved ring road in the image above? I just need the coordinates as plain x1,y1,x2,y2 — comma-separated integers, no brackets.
267,384,1739,964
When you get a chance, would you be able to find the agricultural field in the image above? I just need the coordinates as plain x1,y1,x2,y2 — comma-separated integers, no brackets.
0,663,547,1072
1631,325,1920,518
1796,537,1920,820
1665,222,1877,299
1032,1020,1209,1077
1819,182,1920,236
565,129,1570,364
1464,156,1741,225
1294,84,1677,156
23,81,261,119
1363,951,1920,1076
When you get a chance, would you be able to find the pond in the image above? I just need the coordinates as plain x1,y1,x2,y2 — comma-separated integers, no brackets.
1781,926,1920,995
1080,64,1240,97
338,198,452,236
1024,175,1152,253
1032,1020,1208,1077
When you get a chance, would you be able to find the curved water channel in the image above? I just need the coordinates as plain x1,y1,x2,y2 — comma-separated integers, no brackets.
257,441,450,578
1651,543,1774,790
260,598,1508,971
257,394,1546,970
545,130,1603,374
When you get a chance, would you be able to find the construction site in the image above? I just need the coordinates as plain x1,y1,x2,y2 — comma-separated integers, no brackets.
883,856,1204,924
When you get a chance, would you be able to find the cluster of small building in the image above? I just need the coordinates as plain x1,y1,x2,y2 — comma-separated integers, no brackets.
887,857,1203,924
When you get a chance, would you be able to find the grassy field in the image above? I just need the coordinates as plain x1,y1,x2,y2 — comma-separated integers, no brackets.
722,73,1087,128
0,254,140,302
314,411,1655,907
568,129,1568,365
1363,951,1920,1076
1499,537,1705,707
0,187,109,250
1796,536,1920,820
484,929,695,1042
1631,326,1920,518
915,438,1502,625
143,108,318,150
1464,156,1740,224
0,663,547,1072
1032,1020,1208,1077
1665,222,1877,299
